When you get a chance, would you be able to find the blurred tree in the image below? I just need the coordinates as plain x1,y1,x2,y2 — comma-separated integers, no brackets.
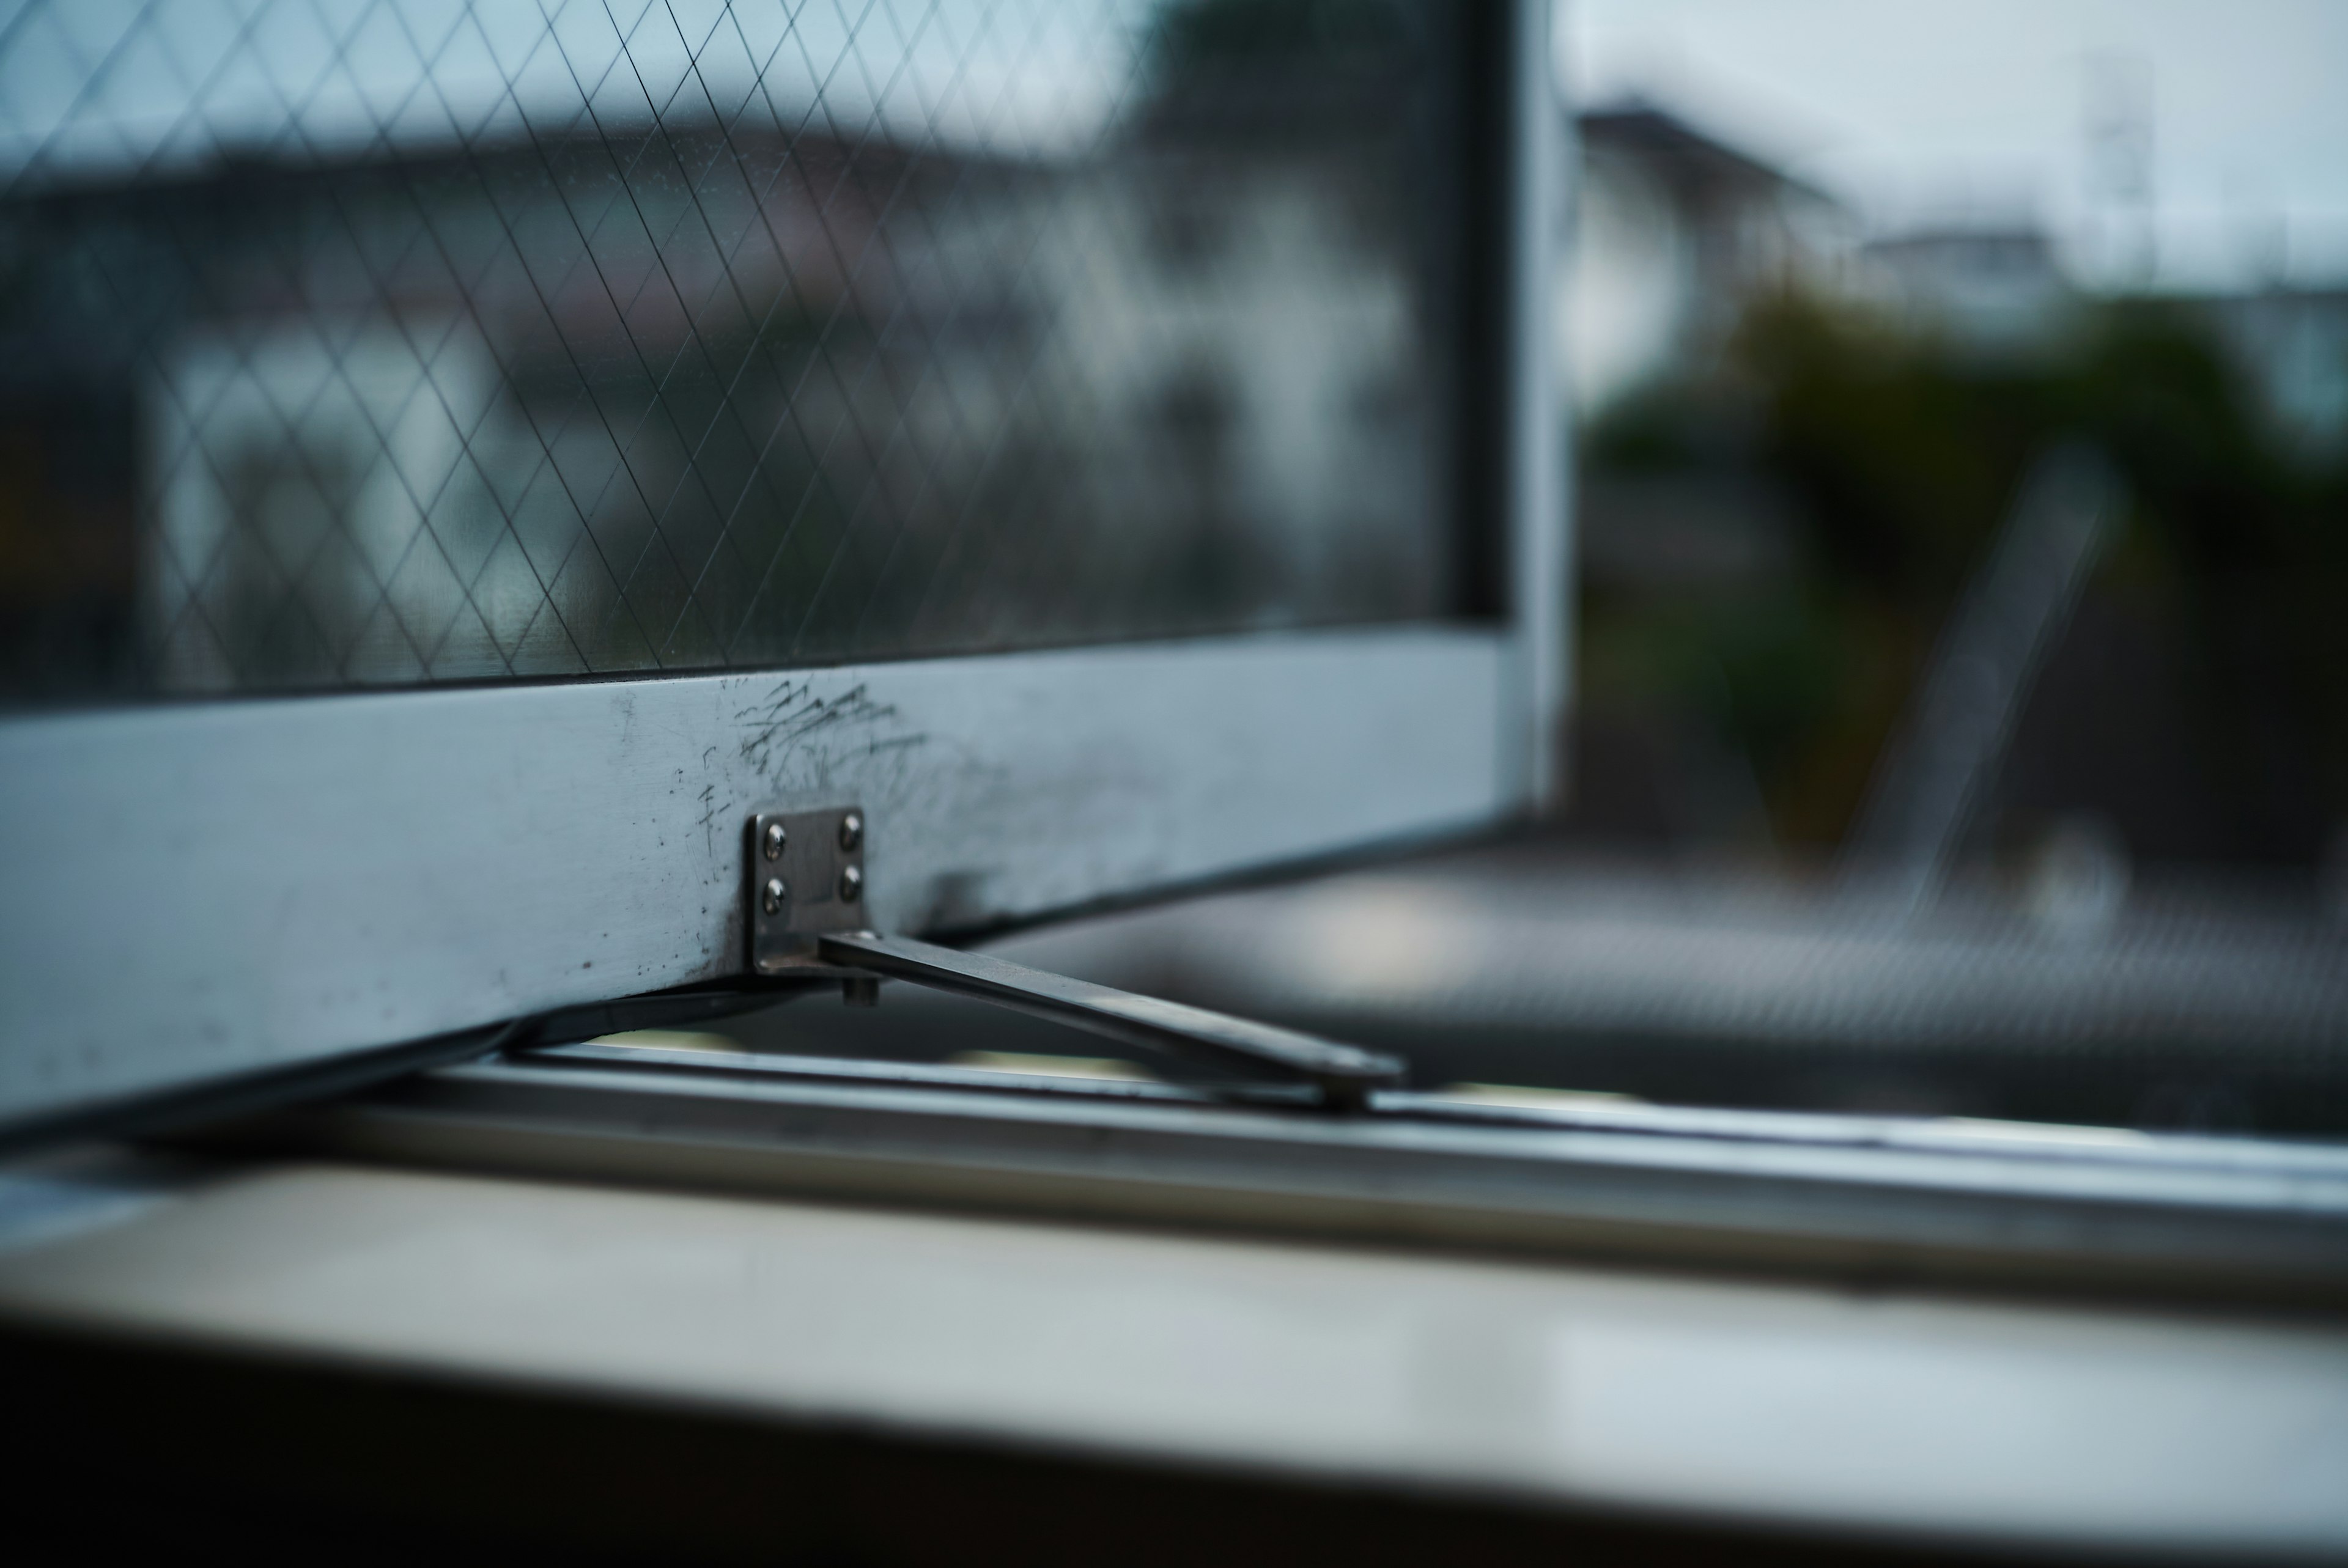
1576,288,2348,866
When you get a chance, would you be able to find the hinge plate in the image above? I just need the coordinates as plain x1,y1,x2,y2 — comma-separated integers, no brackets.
747,806,868,975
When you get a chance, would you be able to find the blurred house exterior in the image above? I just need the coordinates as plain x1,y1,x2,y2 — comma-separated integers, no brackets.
1563,97,2348,454
1561,103,1847,610
124,100,1441,693
1563,101,1860,416
1860,227,2073,354
2201,287,2348,458
0,17,1449,700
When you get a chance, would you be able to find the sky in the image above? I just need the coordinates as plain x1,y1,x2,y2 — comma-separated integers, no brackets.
1567,0,2348,291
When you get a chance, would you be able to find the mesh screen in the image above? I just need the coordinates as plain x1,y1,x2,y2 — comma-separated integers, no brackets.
0,0,1464,699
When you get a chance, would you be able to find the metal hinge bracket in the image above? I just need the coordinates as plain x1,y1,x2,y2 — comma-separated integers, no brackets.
746,805,869,982
742,807,1406,1110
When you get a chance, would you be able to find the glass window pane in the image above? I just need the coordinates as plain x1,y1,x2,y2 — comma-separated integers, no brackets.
0,0,1469,701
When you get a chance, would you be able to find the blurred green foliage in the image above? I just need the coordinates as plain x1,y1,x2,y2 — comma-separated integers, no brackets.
1581,290,2348,858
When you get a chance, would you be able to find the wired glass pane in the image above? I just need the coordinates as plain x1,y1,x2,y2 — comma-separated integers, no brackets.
0,0,1463,699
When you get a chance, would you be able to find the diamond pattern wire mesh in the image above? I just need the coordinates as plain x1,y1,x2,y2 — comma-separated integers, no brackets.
0,0,1457,699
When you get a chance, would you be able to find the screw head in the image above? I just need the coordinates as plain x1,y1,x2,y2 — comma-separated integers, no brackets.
838,811,863,852
762,821,787,861
762,877,788,916
837,864,863,902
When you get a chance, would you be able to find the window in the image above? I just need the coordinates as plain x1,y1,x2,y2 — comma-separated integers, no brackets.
0,0,1557,1141
3,0,2336,1319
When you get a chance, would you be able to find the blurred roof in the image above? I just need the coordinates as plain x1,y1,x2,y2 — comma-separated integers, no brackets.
1579,99,1842,212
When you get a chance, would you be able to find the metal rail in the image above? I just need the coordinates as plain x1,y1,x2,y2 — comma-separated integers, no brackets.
218,1052,2348,1312
816,931,1406,1111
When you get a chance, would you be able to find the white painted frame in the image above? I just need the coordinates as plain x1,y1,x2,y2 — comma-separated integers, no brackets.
0,1,1563,1139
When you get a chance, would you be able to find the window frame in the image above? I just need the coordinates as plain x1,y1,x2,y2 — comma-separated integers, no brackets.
0,1,1568,1146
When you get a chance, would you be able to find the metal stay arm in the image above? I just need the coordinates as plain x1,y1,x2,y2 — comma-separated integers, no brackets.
815,930,1405,1111
742,806,1406,1110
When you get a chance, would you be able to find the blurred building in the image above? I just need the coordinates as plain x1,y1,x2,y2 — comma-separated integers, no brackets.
1563,100,1859,416
1565,95,2348,454
1561,101,1833,622
1861,226,2075,353
1559,90,2348,876
2201,287,2348,457
128,114,1438,691
0,18,1450,699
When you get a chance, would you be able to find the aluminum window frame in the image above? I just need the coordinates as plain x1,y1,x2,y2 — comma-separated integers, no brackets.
0,1,1567,1145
